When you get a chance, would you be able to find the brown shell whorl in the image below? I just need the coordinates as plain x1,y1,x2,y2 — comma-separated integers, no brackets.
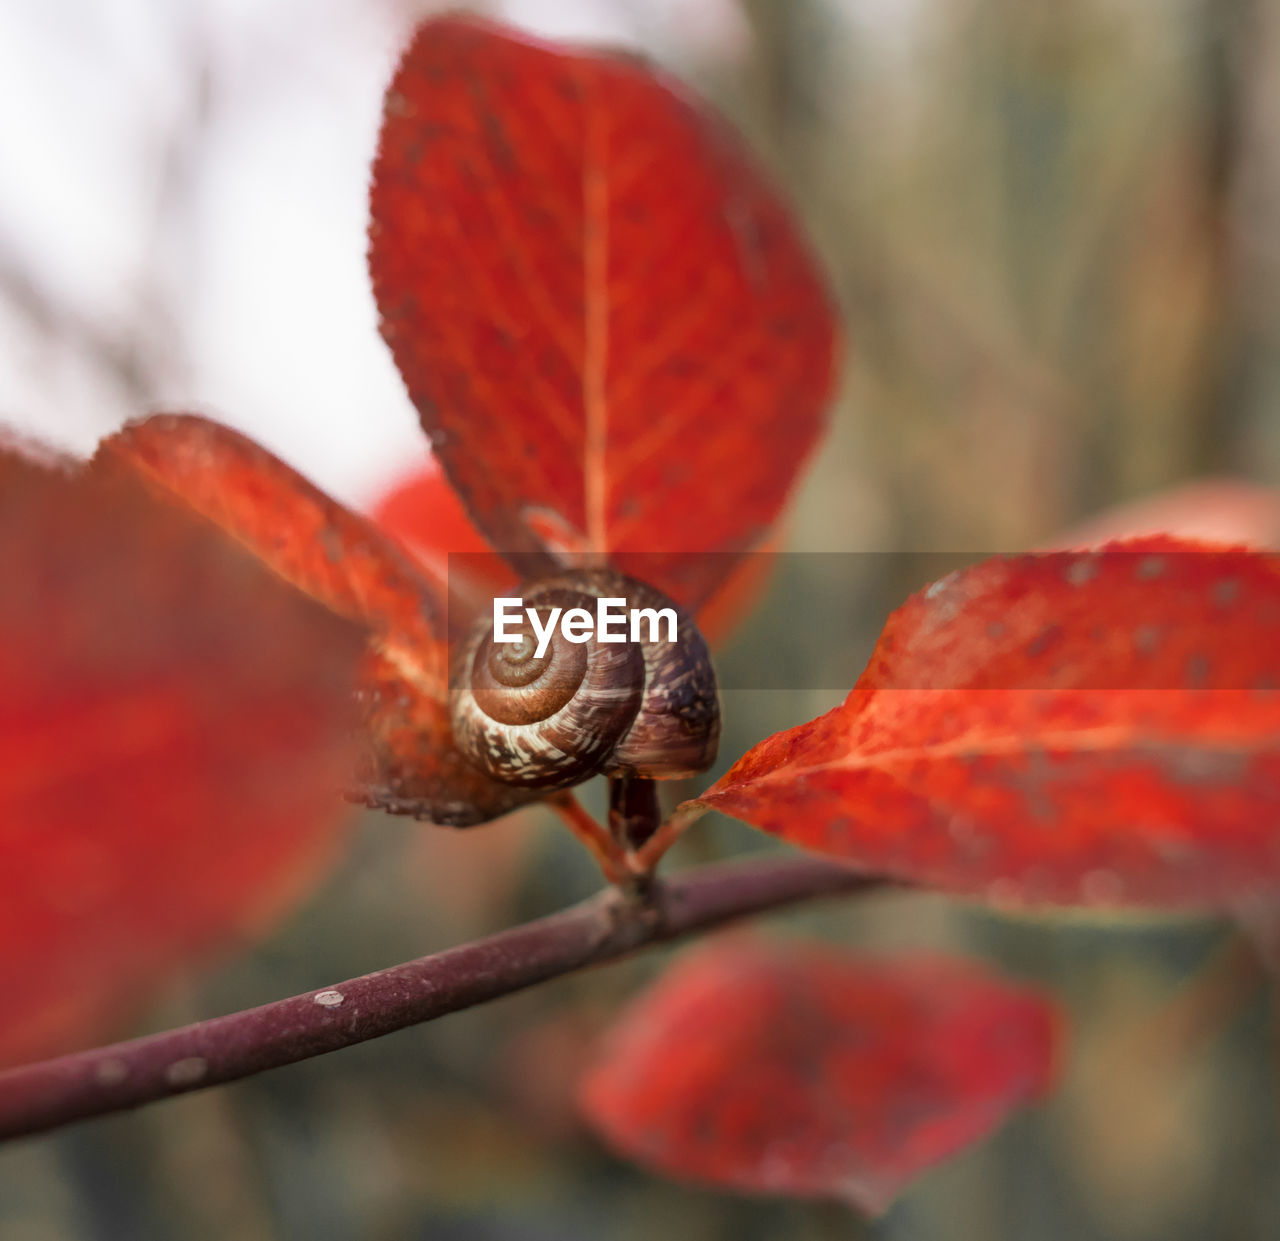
449,569,721,791
470,617,586,725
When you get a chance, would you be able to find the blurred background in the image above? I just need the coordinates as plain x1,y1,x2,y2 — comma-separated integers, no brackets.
3,0,1280,1238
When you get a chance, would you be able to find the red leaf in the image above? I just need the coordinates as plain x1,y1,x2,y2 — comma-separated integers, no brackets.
700,540,1280,909
101,414,538,826
372,458,778,647
368,16,839,609
372,457,521,607
0,443,363,1065
579,938,1057,1212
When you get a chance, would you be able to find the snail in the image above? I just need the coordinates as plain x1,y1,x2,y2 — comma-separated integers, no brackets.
450,569,720,791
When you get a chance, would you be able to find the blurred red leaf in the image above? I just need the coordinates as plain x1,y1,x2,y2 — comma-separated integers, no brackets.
368,15,838,610
1048,478,1280,551
699,539,1280,910
373,458,778,647
102,414,538,826
579,938,1057,1212
373,456,517,606
0,443,364,1066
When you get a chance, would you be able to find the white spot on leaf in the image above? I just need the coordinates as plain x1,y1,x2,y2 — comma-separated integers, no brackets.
1065,556,1099,587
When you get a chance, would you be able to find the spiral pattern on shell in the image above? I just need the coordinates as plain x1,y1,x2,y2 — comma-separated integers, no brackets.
450,570,720,790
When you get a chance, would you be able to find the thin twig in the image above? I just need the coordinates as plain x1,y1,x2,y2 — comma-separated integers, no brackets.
632,799,708,872
548,791,627,882
0,854,884,1144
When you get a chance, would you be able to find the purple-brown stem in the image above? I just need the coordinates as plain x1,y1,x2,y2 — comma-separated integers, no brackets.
609,775,660,851
0,854,882,1144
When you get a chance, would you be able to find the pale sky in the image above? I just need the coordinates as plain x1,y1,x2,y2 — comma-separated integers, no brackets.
0,0,911,509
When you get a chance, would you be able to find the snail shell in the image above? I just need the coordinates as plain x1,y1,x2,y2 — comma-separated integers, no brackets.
450,569,720,790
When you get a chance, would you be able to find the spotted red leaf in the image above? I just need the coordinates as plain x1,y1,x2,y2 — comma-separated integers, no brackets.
368,15,838,609
101,414,538,826
698,539,1280,909
580,938,1057,1212
0,443,364,1065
